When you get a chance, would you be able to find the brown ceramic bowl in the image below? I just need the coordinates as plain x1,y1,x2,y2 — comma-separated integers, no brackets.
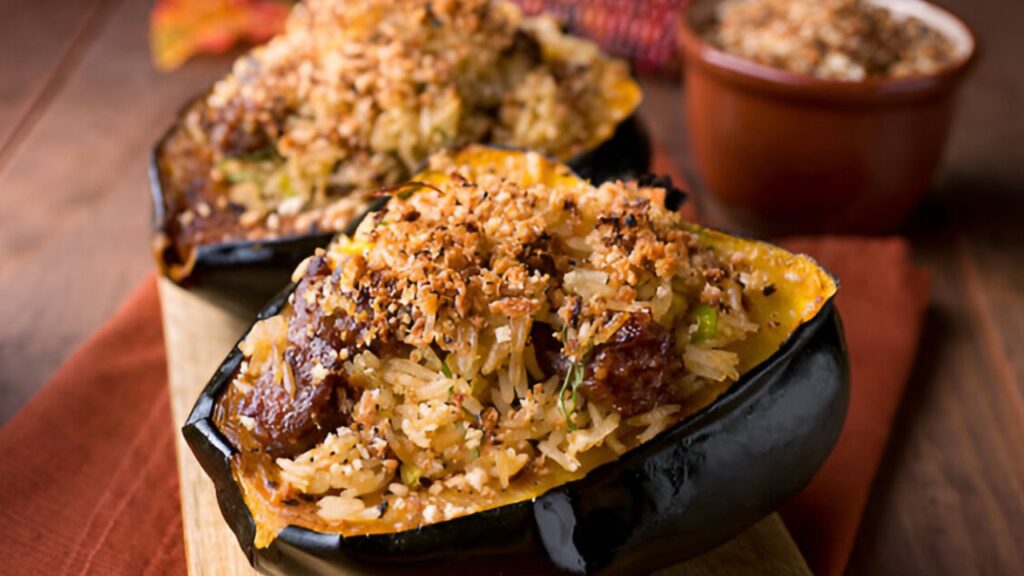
678,0,977,235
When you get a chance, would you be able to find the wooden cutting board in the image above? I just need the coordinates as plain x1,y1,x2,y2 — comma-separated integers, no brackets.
159,278,811,576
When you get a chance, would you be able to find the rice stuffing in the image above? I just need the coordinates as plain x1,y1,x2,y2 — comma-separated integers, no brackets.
215,147,800,547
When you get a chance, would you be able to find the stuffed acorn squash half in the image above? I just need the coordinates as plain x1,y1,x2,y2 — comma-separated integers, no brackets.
185,147,848,575
151,0,647,297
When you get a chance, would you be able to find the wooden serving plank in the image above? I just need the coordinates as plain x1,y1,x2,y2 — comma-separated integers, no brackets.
159,278,811,576
162,278,255,576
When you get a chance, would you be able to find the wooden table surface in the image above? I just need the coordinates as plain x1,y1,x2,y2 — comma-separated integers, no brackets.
1,0,1021,573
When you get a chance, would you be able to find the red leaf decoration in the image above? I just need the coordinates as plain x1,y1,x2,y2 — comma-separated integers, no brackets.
150,0,292,70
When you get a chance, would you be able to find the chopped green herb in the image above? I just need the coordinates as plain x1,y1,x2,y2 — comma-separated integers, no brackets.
692,304,718,343
557,360,585,431
218,155,284,187
470,377,487,399
381,181,443,200
218,160,256,184
277,171,295,197
237,146,279,162
440,357,453,379
400,463,422,487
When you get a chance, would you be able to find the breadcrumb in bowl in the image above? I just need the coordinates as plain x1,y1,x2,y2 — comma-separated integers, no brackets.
678,0,976,235
707,0,957,81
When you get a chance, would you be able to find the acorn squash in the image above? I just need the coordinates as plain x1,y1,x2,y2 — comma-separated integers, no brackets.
150,0,648,301
184,147,847,575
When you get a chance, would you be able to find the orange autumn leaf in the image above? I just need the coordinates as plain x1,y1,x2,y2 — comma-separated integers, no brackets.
150,0,292,71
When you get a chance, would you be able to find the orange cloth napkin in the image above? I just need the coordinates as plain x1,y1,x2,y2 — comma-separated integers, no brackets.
0,278,184,576
779,237,929,574
0,153,928,574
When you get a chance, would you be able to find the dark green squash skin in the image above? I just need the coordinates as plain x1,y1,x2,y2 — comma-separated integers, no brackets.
182,203,849,575
150,103,650,307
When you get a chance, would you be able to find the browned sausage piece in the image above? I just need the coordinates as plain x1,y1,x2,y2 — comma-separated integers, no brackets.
234,368,348,457
530,314,683,418
217,255,366,457
201,95,289,158
581,314,683,418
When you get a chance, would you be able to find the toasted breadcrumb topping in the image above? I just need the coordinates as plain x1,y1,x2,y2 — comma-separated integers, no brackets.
307,149,693,360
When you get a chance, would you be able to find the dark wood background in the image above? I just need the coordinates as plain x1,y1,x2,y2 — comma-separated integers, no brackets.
1,0,1021,573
